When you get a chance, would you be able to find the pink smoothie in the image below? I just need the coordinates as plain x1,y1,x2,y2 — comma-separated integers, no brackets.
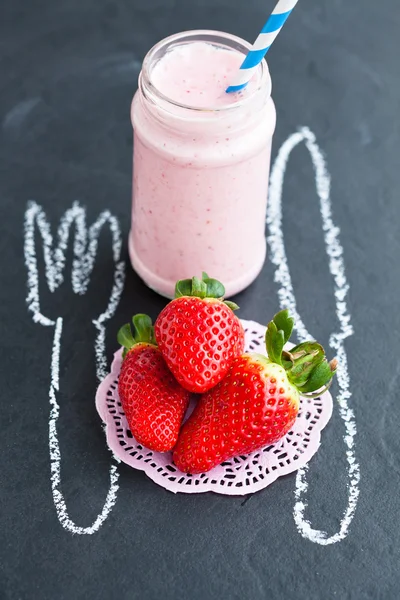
150,42,259,108
130,34,276,297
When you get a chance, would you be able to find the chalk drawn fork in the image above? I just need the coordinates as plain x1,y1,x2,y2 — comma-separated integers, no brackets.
24,201,125,534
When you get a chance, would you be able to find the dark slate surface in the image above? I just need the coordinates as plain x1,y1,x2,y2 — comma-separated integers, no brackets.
1,1,399,598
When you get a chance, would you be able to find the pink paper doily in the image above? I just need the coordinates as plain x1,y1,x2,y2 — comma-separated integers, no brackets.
96,319,333,495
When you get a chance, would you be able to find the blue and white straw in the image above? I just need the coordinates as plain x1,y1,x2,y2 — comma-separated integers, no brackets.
226,0,299,93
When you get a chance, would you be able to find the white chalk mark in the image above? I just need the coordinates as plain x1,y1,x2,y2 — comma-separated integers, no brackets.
24,201,125,534
267,127,360,545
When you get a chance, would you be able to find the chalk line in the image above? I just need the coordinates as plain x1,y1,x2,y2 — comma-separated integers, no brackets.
267,127,360,545
24,201,125,534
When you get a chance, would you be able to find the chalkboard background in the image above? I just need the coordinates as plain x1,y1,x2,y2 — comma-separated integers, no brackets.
1,0,399,598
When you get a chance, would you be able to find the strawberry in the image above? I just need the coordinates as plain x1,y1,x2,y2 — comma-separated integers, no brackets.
117,314,190,453
173,310,337,473
154,273,245,394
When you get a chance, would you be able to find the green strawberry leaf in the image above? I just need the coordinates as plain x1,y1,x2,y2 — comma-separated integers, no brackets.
202,277,225,299
175,274,226,300
290,341,316,357
264,308,338,393
265,310,296,366
192,276,207,298
289,354,324,387
281,350,294,370
132,314,154,344
273,309,294,344
224,300,239,311
117,314,156,358
298,360,335,394
175,278,193,298
282,358,294,370
287,342,328,388
265,321,285,366
117,323,135,350
290,342,324,364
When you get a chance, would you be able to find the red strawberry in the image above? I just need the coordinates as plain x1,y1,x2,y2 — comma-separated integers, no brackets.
154,273,245,394
173,310,337,473
117,314,190,452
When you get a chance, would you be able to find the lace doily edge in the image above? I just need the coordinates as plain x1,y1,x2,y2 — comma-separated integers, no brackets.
96,346,333,495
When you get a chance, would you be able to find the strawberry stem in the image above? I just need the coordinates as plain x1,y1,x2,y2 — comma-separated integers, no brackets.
265,309,337,395
117,314,156,357
174,273,239,310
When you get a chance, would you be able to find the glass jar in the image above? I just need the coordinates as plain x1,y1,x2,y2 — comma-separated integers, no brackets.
129,30,276,298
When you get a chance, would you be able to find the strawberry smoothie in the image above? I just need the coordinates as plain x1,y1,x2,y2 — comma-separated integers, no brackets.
130,31,276,297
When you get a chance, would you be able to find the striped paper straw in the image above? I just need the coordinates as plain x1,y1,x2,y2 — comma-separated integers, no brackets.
226,0,299,93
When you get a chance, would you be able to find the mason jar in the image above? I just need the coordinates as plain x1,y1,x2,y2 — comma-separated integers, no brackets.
129,30,276,298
